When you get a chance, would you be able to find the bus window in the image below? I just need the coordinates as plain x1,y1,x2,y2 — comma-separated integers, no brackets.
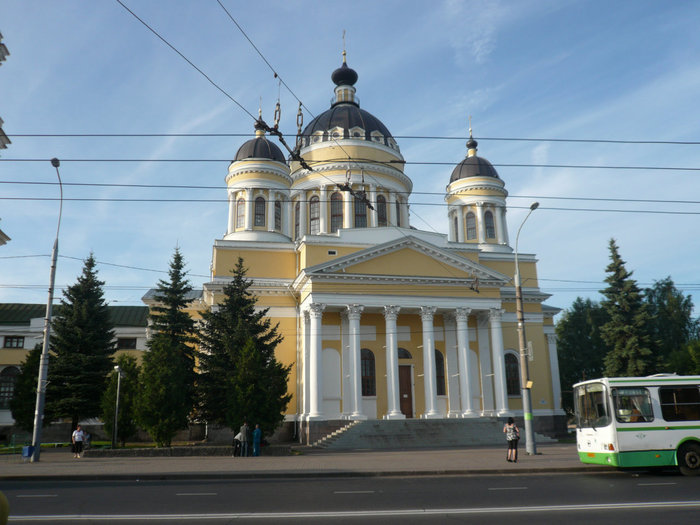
612,387,654,423
575,383,611,428
659,386,700,421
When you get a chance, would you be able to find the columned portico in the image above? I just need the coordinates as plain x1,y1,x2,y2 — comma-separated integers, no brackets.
420,306,441,418
346,304,366,420
383,305,403,419
307,303,325,419
455,307,477,416
489,307,510,416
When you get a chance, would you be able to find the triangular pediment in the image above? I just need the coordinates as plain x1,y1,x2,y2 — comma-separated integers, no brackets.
304,236,509,284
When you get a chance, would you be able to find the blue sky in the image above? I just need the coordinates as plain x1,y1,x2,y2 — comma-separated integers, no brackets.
1,0,700,314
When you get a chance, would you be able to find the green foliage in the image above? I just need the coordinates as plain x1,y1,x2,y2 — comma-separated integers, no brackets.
197,257,291,435
137,248,197,447
555,298,610,413
101,354,140,446
9,344,43,432
46,254,115,428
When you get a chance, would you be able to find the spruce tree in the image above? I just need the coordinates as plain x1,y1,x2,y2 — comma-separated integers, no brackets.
101,354,140,446
46,254,115,428
198,257,291,435
10,344,43,432
137,248,197,447
600,239,653,377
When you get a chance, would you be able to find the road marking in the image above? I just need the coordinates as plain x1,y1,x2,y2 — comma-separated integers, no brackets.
11,501,700,521
638,483,677,486
333,490,376,494
488,487,528,491
15,494,58,498
175,492,218,496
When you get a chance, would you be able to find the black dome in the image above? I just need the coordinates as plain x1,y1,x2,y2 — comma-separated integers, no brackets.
331,61,358,87
450,155,500,183
301,104,393,144
234,135,286,163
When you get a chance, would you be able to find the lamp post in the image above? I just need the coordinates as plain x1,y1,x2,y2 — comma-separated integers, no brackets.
30,158,63,463
515,201,539,456
112,365,123,449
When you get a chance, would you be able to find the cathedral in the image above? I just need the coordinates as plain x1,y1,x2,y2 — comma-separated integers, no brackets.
201,52,565,442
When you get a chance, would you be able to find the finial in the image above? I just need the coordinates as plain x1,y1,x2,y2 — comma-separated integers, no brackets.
466,115,478,156
468,115,473,138
258,98,262,120
342,30,347,63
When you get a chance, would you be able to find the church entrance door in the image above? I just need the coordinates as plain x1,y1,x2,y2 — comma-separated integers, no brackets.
399,365,413,418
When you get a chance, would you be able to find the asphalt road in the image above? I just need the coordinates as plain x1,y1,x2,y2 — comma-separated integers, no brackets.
2,471,698,524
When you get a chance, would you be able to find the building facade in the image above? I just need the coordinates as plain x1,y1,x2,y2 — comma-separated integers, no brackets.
203,55,565,442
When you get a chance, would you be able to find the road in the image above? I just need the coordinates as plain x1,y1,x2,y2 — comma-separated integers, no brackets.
2,471,698,524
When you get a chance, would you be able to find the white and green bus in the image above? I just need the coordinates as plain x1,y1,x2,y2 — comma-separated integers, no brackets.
574,375,700,475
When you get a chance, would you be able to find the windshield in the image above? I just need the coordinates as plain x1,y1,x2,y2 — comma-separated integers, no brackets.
574,382,611,428
612,387,654,423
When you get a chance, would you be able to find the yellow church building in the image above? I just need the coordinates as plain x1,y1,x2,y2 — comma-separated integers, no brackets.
202,54,564,442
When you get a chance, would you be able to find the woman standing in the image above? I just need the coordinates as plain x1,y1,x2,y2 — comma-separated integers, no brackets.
503,417,520,463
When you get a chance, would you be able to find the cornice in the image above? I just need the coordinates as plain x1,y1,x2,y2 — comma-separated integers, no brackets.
226,165,292,186
291,161,412,192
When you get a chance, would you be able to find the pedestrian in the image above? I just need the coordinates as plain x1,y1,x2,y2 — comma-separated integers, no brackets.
239,421,249,458
503,417,519,463
232,431,242,457
72,424,86,459
252,424,262,457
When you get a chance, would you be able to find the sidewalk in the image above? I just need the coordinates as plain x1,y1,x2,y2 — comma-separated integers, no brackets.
0,443,610,481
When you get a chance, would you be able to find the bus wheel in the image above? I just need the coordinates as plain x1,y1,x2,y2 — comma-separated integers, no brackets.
678,443,700,476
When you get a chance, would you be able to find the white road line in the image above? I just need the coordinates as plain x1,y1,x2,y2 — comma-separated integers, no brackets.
15,495,58,498
10,501,700,521
638,483,677,486
488,487,528,491
175,492,218,496
333,490,376,494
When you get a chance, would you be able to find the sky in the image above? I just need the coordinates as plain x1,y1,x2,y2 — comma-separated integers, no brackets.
1,0,700,316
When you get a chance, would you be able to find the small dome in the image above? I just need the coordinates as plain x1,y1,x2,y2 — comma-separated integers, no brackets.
331,61,358,87
450,155,500,183
234,123,286,163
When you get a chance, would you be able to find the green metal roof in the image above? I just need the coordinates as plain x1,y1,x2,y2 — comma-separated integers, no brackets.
0,303,148,327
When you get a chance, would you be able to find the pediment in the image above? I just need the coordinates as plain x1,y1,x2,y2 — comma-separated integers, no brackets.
304,236,509,284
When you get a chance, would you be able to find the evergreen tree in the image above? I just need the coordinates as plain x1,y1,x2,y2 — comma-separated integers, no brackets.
101,354,140,446
46,254,115,428
555,297,610,414
198,257,291,435
644,277,700,371
9,344,43,433
137,248,197,447
600,239,653,377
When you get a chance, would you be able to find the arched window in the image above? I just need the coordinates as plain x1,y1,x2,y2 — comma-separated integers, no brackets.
294,201,300,240
485,210,496,239
377,195,387,227
354,195,367,228
361,349,376,396
309,196,320,234
466,212,476,240
505,352,520,396
274,200,282,231
435,350,446,396
236,198,245,229
395,198,401,227
254,197,266,227
330,192,343,232
0,366,19,409
398,348,412,359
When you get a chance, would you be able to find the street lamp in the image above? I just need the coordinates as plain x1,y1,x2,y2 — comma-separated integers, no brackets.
30,158,63,463
112,365,123,449
514,201,539,456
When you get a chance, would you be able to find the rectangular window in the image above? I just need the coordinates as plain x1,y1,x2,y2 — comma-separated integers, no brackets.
574,382,611,428
612,387,654,423
659,386,700,422
3,336,24,348
117,338,137,350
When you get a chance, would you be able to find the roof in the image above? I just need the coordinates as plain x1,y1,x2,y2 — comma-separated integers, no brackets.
0,303,148,327
234,135,286,163
450,155,501,183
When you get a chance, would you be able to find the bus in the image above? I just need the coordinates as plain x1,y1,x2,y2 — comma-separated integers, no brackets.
574,375,700,476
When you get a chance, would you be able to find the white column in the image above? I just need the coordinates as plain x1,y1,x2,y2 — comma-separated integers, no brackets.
420,306,440,418
299,191,308,238
347,304,365,419
319,185,328,234
501,207,510,246
245,188,253,231
308,303,325,419
340,312,351,417
267,191,275,232
302,310,310,418
477,313,495,414
388,192,397,226
443,314,460,417
227,192,235,234
489,308,510,416
546,331,563,412
476,202,485,243
287,193,295,239
401,197,410,228
457,208,465,242
369,185,378,228
455,307,476,417
343,189,353,229
384,305,403,419
495,205,506,244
